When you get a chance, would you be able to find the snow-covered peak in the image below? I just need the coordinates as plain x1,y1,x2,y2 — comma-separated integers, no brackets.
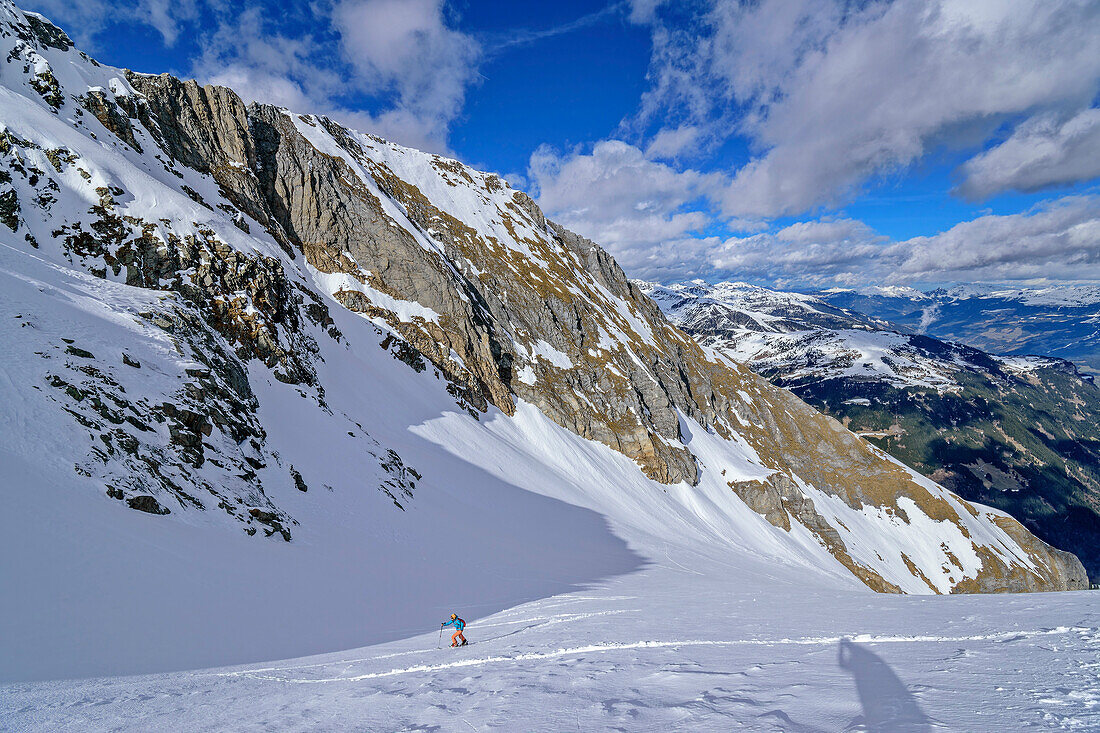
647,279,824,309
857,285,932,300
641,279,885,339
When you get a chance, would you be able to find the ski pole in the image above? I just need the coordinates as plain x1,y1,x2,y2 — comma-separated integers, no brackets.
438,626,442,648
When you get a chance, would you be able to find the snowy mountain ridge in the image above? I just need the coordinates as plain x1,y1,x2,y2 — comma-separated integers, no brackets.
0,0,1088,683
823,284,933,301
821,283,1100,308
816,284,1100,373
642,280,966,392
939,284,1100,307
646,278,1100,585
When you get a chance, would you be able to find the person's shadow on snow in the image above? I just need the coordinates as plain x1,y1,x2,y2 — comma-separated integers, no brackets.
838,638,931,732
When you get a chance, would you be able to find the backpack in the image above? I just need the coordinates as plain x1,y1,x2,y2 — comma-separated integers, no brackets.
456,617,465,627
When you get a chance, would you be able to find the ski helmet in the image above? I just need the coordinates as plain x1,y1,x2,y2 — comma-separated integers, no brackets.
451,614,457,619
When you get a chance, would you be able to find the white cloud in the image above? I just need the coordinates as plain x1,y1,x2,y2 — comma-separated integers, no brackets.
30,0,482,153
634,0,1100,217
25,0,200,48
893,196,1100,283
199,0,481,150
138,0,200,46
528,140,743,280
194,8,336,105
332,0,481,146
183,0,483,152
572,0,1100,286
626,0,664,25
707,197,1100,287
955,109,1100,200
711,219,889,286
644,125,707,160
203,64,314,111
529,140,709,222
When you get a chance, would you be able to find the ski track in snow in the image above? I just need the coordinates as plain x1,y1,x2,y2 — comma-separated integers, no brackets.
223,626,1093,685
5,571,1099,731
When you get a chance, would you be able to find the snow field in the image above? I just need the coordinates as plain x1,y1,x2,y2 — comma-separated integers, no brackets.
4,558,1098,731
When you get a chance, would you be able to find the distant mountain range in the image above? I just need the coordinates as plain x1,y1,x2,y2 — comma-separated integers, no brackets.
817,285,1100,375
645,280,1100,583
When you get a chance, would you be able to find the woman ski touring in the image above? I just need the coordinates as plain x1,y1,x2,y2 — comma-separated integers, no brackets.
442,613,467,647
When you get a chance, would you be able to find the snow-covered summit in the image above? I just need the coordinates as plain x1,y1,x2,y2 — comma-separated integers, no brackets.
643,280,887,337
847,285,933,301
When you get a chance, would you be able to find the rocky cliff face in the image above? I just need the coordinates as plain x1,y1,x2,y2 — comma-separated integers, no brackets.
0,0,1086,593
119,75,706,485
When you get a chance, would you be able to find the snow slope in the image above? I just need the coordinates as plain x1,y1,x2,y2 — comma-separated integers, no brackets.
0,240,872,680
0,241,644,681
4,551,1098,731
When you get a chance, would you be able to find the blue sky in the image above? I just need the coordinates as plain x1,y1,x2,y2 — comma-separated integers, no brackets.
27,0,1100,289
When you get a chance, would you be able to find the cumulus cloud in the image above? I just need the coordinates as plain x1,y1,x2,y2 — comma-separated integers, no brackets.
955,109,1100,200
711,219,890,286
528,140,752,280
708,197,1100,287
192,8,337,105
543,0,1100,287
202,63,315,111
331,0,480,147
633,0,1100,217
893,196,1100,283
191,0,482,152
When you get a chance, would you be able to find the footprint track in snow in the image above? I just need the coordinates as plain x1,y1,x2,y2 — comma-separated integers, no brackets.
213,609,640,680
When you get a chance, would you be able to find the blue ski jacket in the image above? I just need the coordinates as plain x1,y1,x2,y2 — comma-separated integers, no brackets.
442,617,465,630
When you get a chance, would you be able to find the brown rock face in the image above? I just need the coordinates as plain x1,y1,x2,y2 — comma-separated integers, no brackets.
952,515,1088,593
127,77,702,483
102,72,1086,594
